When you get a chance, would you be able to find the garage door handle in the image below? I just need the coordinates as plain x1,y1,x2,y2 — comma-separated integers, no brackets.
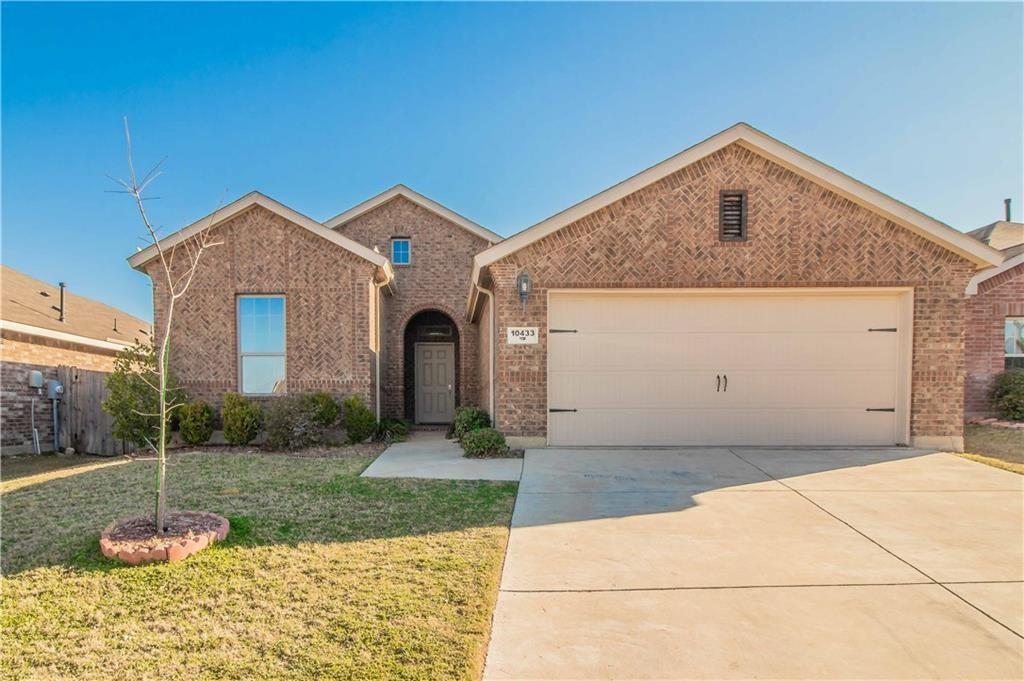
716,374,721,392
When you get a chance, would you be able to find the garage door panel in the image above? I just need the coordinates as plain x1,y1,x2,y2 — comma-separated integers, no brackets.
547,291,906,446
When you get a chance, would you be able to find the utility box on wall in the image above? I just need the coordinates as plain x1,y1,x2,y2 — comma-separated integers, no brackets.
46,379,64,400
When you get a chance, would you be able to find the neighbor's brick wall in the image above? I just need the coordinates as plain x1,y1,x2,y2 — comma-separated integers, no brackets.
148,205,379,410
1,332,119,452
336,196,492,419
965,262,1024,415
477,295,492,414
489,143,976,439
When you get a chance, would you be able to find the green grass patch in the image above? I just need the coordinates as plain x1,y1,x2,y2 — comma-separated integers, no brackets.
1,451,517,679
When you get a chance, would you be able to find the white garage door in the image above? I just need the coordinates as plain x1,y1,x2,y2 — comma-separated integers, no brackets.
547,290,910,447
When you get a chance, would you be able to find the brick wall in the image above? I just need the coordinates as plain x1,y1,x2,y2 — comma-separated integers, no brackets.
336,196,492,420
965,262,1024,415
488,143,976,440
1,331,120,453
147,205,379,410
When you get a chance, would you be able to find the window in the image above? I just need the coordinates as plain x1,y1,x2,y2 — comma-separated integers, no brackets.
238,296,286,394
719,190,748,241
1006,317,1024,370
391,238,411,265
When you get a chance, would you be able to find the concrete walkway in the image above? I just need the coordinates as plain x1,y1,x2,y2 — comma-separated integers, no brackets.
360,430,522,481
484,447,1023,679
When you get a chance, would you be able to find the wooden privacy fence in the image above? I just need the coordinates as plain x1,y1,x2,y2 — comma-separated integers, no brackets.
58,366,127,456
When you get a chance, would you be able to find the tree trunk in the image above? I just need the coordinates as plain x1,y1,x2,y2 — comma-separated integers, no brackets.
155,302,174,535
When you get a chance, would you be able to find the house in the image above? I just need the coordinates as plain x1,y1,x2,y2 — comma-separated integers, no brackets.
0,265,151,454
964,217,1024,416
130,123,1003,452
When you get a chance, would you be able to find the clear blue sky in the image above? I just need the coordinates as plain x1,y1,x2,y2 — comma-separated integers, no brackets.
3,2,1021,322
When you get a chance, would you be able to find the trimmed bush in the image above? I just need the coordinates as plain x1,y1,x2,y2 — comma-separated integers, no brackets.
449,407,491,441
264,396,322,450
460,427,507,458
178,400,214,446
103,341,179,447
343,395,376,444
221,393,261,446
989,370,1024,421
375,417,410,443
303,391,340,428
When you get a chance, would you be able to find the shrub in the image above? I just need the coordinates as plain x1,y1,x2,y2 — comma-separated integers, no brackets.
449,407,491,441
460,427,507,458
264,396,321,450
989,370,1024,421
178,400,214,446
375,417,410,443
103,341,179,447
343,395,376,444
303,391,340,428
221,393,261,445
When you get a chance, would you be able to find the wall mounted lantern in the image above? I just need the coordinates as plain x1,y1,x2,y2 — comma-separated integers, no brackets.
516,270,532,305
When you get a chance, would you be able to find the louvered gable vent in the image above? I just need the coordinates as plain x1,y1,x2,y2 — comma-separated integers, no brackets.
719,190,748,241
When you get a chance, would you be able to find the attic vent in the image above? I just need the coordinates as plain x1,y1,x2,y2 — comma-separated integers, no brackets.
719,190,748,241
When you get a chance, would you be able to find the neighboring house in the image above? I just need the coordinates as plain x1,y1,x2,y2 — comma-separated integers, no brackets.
131,123,1003,452
1,265,151,454
964,219,1024,416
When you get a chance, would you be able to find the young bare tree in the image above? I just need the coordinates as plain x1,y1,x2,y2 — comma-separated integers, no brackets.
111,117,221,534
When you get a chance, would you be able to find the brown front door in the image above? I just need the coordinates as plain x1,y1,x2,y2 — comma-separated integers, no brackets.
415,342,455,423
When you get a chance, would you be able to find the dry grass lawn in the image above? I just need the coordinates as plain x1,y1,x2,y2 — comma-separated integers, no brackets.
1,450,517,680
960,424,1024,474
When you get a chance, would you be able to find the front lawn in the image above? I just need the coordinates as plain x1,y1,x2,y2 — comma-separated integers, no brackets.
960,424,1024,474
1,450,517,679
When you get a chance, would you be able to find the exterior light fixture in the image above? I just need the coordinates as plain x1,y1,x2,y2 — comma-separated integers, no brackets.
516,270,532,305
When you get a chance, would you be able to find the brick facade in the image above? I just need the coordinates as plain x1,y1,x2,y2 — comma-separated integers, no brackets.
148,205,379,410
335,196,492,420
965,262,1024,415
1,331,120,453
486,143,976,442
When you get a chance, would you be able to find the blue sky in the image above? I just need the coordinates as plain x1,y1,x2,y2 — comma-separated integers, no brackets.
3,2,1022,322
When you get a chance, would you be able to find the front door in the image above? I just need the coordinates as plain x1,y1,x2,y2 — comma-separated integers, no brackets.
415,342,455,423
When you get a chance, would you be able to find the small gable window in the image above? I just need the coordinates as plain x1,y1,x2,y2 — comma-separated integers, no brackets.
719,190,748,241
391,237,411,265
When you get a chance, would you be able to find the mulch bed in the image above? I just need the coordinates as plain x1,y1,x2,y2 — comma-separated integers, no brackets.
100,511,229,565
967,417,1024,431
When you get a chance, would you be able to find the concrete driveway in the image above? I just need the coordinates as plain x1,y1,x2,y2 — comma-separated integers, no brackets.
484,448,1023,679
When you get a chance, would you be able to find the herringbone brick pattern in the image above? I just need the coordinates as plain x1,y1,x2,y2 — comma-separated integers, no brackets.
491,143,976,439
148,205,378,409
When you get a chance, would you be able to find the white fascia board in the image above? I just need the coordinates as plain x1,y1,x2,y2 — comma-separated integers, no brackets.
966,251,1024,295
127,192,390,275
472,123,1003,277
324,184,503,244
1,320,135,351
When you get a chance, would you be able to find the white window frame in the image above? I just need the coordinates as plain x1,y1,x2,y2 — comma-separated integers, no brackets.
1006,317,1024,362
391,237,411,265
237,294,287,395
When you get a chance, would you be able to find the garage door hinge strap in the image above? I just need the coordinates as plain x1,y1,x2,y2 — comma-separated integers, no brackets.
549,329,578,333
865,408,896,412
549,408,578,413
868,328,898,332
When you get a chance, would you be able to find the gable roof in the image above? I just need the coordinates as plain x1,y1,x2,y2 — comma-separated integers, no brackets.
324,184,503,244
127,192,392,282
1,264,151,350
968,221,1024,258
470,123,1003,298
966,251,1024,296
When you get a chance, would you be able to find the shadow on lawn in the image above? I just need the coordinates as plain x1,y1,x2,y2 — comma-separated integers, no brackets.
1,452,519,576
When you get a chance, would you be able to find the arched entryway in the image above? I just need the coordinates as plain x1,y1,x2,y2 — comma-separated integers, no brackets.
404,310,460,424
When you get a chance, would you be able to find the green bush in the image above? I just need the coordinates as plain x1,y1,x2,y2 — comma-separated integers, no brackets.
460,427,507,458
375,417,410,443
103,341,179,447
303,391,340,428
449,407,491,440
221,393,261,445
264,396,322,450
343,395,376,444
178,400,214,446
989,370,1024,421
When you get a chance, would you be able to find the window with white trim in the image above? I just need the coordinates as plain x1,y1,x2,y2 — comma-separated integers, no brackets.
391,238,411,265
238,295,286,394
1006,317,1024,370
